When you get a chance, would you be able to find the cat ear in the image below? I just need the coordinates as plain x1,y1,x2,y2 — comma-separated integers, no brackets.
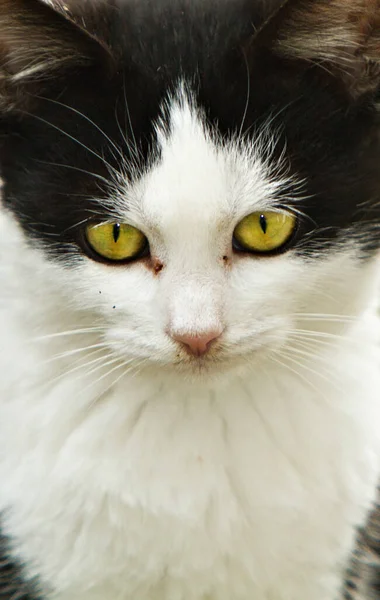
256,0,380,100
0,0,113,108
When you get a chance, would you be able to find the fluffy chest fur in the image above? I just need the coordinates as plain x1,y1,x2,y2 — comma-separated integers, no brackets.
0,271,379,599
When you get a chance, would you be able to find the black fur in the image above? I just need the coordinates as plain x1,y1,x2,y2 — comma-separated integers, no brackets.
0,527,42,599
0,0,379,260
345,492,380,600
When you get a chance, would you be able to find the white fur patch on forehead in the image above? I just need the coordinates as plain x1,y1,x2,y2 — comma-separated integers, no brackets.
146,90,232,230
110,84,304,241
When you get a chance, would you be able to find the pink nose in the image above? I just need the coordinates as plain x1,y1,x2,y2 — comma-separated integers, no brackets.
172,330,222,357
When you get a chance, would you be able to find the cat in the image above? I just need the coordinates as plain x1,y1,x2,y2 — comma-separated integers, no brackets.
0,0,379,598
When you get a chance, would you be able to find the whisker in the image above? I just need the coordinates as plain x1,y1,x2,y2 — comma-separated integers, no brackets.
80,355,123,381
39,343,110,367
78,358,133,403
85,357,146,412
115,101,129,149
31,327,104,343
284,345,343,382
122,73,139,161
43,354,128,399
287,330,376,354
238,49,251,139
269,352,330,404
291,313,359,323
36,160,111,187
41,350,112,392
23,111,120,179
36,96,125,162
286,329,352,341
286,334,342,353
113,104,141,179
274,347,345,394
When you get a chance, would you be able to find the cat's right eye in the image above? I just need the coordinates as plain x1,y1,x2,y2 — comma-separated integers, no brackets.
84,222,149,263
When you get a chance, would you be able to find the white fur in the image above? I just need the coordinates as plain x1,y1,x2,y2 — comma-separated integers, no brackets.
0,90,379,600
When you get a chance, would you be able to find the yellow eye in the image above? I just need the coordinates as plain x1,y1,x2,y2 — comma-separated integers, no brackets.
233,211,297,254
85,222,148,262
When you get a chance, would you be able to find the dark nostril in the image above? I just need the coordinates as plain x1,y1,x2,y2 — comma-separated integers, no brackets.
172,330,222,357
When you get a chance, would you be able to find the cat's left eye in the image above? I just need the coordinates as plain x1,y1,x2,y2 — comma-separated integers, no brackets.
84,222,148,263
233,211,297,254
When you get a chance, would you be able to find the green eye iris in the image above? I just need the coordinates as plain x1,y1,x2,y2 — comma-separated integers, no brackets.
233,211,297,254
85,222,148,262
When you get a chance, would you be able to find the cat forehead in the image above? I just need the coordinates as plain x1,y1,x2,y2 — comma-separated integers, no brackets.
113,88,294,234
143,103,231,229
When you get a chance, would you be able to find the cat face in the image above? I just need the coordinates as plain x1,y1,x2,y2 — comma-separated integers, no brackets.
0,0,379,378
54,91,361,374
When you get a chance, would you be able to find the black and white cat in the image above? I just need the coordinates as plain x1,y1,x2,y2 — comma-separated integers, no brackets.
0,0,379,598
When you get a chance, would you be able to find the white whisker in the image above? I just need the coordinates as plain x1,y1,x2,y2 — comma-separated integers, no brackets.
269,352,330,405
273,347,345,395
41,351,112,392
38,343,110,368
286,329,350,341
36,96,125,162
36,160,111,187
23,111,120,180
238,50,251,140
291,312,359,323
122,73,139,161
80,356,148,412
286,334,341,353
84,357,146,413
32,327,104,343
284,345,343,381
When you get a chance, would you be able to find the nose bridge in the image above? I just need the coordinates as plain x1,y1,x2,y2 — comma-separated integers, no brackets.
167,272,224,336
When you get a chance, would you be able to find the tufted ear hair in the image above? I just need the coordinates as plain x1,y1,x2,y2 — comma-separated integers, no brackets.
0,0,113,110
255,0,380,100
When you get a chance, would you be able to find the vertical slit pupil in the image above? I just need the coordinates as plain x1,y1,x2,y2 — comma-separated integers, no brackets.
260,214,267,234
113,223,121,243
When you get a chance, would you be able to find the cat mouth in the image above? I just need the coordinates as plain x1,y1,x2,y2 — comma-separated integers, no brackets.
169,335,282,375
171,347,251,375
174,352,223,368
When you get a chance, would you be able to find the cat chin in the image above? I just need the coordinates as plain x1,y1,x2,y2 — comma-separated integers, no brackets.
135,352,269,386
